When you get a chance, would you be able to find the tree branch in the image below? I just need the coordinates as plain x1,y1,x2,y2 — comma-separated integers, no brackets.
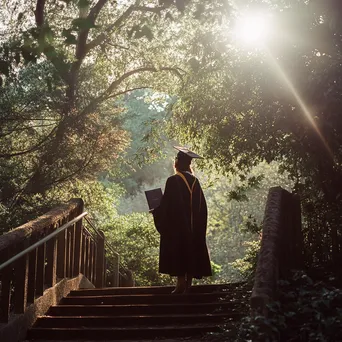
0,127,56,159
133,6,167,14
106,66,184,94
0,123,56,138
34,0,46,27
85,5,167,54
41,129,108,189
85,5,134,54
76,0,109,61
79,66,184,116
105,86,149,99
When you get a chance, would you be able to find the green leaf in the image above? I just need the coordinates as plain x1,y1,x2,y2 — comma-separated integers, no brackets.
21,47,37,64
134,25,154,41
188,57,200,71
159,0,174,7
175,0,185,12
46,78,52,92
194,4,205,19
128,25,140,40
29,27,40,39
62,29,72,38
78,0,90,9
165,12,174,21
0,60,9,77
14,52,20,65
72,17,96,30
64,32,77,45
44,27,54,44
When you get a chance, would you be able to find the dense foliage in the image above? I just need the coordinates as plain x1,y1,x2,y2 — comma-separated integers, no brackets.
172,0,342,268
238,270,342,341
0,0,230,229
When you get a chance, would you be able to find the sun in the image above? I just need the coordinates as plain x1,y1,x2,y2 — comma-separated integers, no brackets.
233,13,270,46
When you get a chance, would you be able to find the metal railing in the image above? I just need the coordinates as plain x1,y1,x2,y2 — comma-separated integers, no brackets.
0,199,133,323
83,216,133,287
0,212,87,273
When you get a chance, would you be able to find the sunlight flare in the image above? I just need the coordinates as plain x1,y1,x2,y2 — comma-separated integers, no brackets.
265,49,333,158
233,13,270,46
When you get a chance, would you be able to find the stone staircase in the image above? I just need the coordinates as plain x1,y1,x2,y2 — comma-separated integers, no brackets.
26,282,251,341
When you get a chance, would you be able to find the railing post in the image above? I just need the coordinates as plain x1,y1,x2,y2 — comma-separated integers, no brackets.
36,243,46,296
27,248,38,303
112,254,120,287
0,249,12,323
95,231,105,288
93,243,97,284
66,230,72,277
104,256,107,287
57,230,67,279
89,240,94,283
45,232,57,288
14,249,29,314
73,200,84,276
80,232,86,275
85,236,90,279
126,270,135,287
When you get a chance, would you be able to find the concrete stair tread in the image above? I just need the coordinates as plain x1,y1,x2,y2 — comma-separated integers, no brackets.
31,323,223,330
25,340,208,342
51,301,240,308
47,301,244,316
35,312,241,327
28,282,250,340
40,312,235,319
70,283,248,296
60,293,241,305
28,324,223,340
65,292,236,299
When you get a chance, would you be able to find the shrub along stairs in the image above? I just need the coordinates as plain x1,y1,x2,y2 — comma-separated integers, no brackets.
27,282,251,340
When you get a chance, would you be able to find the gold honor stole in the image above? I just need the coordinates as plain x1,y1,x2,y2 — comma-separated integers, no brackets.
176,172,198,232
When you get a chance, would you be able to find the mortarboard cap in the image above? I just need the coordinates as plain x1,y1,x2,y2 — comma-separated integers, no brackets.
174,146,203,160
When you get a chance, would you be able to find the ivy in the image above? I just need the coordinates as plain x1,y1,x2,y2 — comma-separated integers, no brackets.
237,270,342,341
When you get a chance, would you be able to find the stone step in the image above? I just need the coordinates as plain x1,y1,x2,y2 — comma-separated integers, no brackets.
34,312,243,328
27,283,251,341
47,302,242,316
69,282,247,296
27,324,224,340
25,340,204,342
61,292,238,305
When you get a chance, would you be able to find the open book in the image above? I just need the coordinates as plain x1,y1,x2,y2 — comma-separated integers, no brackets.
144,188,163,211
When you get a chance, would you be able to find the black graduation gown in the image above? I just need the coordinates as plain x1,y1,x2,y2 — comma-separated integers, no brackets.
152,172,212,278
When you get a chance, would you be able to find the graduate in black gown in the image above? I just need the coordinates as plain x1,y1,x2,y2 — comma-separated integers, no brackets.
152,146,212,293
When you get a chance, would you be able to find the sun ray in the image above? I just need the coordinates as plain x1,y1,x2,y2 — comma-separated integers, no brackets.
265,49,333,158
233,13,270,46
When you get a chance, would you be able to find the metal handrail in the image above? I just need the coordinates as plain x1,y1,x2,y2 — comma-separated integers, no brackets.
84,216,103,240
84,216,119,256
83,226,98,243
84,215,129,272
0,212,88,272
84,216,132,282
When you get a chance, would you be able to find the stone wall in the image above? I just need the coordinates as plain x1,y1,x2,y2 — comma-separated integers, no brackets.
250,187,303,314
0,274,94,342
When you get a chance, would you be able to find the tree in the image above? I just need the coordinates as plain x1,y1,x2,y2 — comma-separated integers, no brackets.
0,0,232,228
171,0,342,267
